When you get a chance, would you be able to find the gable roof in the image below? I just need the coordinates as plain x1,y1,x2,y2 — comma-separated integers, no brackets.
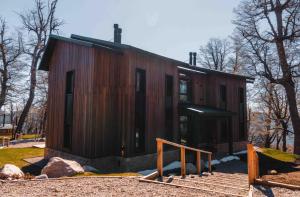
38,34,255,81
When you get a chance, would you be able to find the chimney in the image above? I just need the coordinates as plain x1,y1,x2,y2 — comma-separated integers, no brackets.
114,24,122,44
189,52,193,65
118,28,122,44
114,24,119,43
193,52,197,66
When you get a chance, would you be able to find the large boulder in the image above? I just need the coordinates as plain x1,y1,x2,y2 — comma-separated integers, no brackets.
41,157,84,178
0,164,24,179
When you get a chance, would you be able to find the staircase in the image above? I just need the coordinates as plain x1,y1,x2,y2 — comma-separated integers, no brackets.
161,172,249,197
139,138,250,196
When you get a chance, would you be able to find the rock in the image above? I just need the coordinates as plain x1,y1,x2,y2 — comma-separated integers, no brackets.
269,170,278,175
41,157,84,178
35,174,48,180
0,164,24,179
186,163,197,174
83,165,99,173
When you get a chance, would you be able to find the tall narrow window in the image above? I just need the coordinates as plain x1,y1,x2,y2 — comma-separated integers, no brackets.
220,119,228,143
220,85,227,109
135,69,146,153
165,75,173,141
179,116,189,145
179,77,192,103
64,71,74,149
239,87,245,140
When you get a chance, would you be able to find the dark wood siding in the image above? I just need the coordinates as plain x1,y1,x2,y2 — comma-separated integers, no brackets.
90,47,126,158
125,50,179,156
47,41,95,157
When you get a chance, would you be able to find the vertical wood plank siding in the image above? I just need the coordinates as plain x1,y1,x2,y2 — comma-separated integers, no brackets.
47,41,94,157
46,39,247,159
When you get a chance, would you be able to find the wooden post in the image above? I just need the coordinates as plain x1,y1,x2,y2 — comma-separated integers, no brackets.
196,151,201,175
157,139,163,177
208,153,212,173
247,144,255,186
181,147,186,177
255,151,259,179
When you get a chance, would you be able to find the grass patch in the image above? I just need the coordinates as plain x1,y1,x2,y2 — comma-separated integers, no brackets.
0,147,44,168
75,172,141,177
21,134,40,140
261,148,300,163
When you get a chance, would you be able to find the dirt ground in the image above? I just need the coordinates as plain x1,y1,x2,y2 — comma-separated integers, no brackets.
0,177,223,197
261,170,300,186
253,185,300,197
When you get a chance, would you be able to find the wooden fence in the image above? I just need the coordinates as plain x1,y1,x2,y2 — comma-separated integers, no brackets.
247,144,259,186
156,138,212,178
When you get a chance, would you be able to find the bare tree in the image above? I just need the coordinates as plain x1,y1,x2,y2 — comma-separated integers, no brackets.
263,82,291,151
0,17,22,110
198,38,231,71
234,0,300,154
15,0,62,134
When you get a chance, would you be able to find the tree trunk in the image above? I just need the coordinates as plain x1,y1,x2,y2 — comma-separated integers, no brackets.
284,83,300,154
0,71,8,109
275,36,300,154
15,63,37,133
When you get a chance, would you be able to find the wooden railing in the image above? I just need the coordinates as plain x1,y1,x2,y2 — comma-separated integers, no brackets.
247,144,259,186
156,138,212,178
1,137,10,147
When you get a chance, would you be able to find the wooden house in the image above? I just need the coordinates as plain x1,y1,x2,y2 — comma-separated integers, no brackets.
39,24,254,170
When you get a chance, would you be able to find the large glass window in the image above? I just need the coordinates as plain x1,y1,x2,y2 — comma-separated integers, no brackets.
64,71,74,149
179,78,191,103
165,75,173,141
179,115,189,145
219,85,227,109
135,69,146,152
220,119,228,143
239,87,245,140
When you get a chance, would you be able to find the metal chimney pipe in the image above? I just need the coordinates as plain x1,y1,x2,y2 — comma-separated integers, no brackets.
114,24,119,43
189,52,193,65
193,52,197,66
118,28,122,44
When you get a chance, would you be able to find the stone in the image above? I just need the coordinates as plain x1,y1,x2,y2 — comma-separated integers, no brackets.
269,170,278,175
0,164,24,179
35,174,48,179
41,157,84,178
186,163,197,174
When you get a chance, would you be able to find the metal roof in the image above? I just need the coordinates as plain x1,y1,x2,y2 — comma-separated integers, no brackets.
38,34,255,81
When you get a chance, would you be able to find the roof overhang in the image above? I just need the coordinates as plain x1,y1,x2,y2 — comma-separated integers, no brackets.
38,35,123,71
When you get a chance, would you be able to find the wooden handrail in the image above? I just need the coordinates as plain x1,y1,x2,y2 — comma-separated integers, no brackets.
157,138,212,154
156,138,212,178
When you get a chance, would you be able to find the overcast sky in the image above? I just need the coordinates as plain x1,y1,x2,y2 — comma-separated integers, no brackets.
1,0,240,62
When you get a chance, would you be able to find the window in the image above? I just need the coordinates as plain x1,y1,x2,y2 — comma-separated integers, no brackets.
64,71,74,149
179,116,189,145
220,85,227,109
179,78,192,102
220,119,228,143
135,69,146,152
238,87,245,140
165,75,173,141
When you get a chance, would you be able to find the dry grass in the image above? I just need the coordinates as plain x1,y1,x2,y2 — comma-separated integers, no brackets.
0,147,44,168
261,148,300,163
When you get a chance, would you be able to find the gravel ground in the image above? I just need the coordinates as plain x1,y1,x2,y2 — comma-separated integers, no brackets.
253,185,300,197
0,177,222,197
